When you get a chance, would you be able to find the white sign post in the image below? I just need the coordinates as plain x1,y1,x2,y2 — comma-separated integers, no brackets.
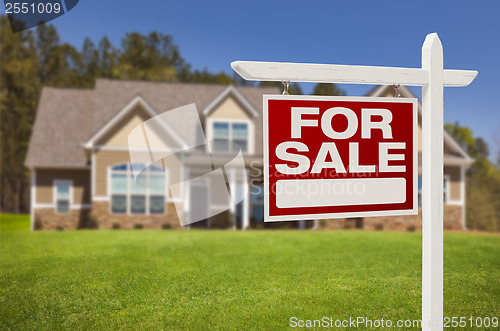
232,33,477,331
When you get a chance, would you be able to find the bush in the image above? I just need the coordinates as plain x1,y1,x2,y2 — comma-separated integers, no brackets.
87,215,99,229
112,223,121,230
34,218,42,230
407,224,416,232
56,225,64,231
161,223,171,230
375,223,384,231
134,223,144,230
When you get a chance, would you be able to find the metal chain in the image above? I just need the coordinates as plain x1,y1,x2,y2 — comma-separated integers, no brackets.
282,81,290,95
393,84,401,98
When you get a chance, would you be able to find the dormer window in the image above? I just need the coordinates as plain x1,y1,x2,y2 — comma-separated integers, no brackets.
209,120,250,153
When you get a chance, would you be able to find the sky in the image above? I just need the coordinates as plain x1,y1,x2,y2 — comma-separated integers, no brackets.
6,0,500,159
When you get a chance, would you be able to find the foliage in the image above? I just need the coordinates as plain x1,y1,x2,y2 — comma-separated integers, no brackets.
0,220,499,329
445,122,500,231
311,83,346,96
0,16,238,214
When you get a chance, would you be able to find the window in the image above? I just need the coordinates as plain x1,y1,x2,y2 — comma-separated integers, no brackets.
55,181,71,214
110,163,166,214
417,175,448,207
210,120,250,153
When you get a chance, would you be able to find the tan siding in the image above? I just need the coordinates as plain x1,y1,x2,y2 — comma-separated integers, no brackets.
94,149,182,199
96,106,151,147
445,166,462,201
36,169,90,204
210,96,250,120
94,150,131,196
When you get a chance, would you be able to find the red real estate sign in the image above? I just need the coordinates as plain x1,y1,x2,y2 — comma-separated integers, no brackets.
263,95,418,222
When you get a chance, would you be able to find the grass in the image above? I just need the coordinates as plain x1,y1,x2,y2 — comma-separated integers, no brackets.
0,215,499,330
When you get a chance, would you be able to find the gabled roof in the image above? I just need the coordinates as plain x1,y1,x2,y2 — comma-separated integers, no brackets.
365,85,473,165
25,79,279,168
83,95,188,150
202,85,259,117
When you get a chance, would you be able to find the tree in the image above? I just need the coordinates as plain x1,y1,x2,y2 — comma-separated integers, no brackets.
0,16,39,213
445,122,500,231
312,83,346,96
111,32,187,82
97,36,117,79
0,17,256,213
180,68,234,85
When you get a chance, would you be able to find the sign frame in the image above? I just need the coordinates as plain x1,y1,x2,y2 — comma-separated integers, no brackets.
232,33,478,330
263,94,419,222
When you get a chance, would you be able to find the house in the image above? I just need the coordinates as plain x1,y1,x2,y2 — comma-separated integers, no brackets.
25,79,473,230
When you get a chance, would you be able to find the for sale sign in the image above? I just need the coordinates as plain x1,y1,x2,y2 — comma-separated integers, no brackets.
263,95,418,222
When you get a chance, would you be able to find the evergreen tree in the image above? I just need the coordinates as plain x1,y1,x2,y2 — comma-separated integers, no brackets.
311,83,346,96
0,16,39,213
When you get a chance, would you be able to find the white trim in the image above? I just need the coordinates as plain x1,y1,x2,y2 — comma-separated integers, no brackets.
93,196,109,202
28,165,90,170
34,203,93,210
33,203,55,208
243,178,249,230
263,94,419,222
53,179,73,214
164,168,170,202
93,145,183,153
231,60,477,86
71,204,91,210
202,85,259,118
205,117,255,155
30,170,36,231
461,166,467,229
91,150,96,200
84,95,188,149
443,174,451,204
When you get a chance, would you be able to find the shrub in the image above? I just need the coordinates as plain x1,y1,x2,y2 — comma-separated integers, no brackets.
112,223,121,230
407,224,416,232
161,223,171,230
56,225,64,231
375,223,384,231
87,215,99,229
134,223,144,230
34,218,42,230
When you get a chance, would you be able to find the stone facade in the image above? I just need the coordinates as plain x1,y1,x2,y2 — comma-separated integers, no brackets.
90,201,182,229
34,202,183,230
317,205,464,231
34,208,91,230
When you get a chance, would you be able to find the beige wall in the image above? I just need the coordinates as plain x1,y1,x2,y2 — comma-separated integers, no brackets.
35,169,90,204
209,96,250,120
445,165,462,201
96,105,151,147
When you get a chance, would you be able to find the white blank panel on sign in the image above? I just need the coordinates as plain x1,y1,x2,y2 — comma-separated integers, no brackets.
275,178,406,208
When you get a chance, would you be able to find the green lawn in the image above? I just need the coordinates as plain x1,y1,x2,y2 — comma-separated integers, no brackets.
0,215,499,330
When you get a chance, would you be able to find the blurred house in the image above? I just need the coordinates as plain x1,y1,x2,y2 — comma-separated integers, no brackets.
25,80,472,230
